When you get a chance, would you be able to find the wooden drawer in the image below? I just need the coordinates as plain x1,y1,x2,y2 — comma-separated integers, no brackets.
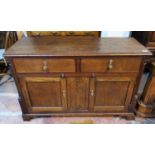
81,57,141,72
13,58,76,73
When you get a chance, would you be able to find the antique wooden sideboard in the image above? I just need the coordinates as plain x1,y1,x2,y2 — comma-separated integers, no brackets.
4,36,151,120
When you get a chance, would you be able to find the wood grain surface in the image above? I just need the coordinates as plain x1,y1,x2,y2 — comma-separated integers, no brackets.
5,37,151,57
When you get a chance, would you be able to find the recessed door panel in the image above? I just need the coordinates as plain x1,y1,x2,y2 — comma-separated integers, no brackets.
67,77,89,112
20,77,67,113
89,76,135,112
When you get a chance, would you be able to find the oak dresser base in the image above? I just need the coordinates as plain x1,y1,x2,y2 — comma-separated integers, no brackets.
4,37,152,121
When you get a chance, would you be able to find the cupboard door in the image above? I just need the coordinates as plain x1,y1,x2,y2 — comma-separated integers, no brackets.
89,76,135,112
67,77,89,112
20,77,67,113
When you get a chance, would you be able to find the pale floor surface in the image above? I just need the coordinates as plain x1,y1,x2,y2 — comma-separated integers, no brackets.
0,75,17,94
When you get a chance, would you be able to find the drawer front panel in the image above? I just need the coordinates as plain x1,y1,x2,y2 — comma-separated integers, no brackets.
81,57,141,72
14,58,76,73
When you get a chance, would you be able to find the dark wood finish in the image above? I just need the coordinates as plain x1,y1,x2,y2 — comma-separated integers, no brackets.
4,31,18,50
137,62,155,117
5,37,151,57
0,31,6,49
132,31,155,117
89,75,136,112
19,76,67,113
22,112,135,121
81,57,142,72
13,58,76,73
4,37,152,120
132,31,155,52
67,77,89,112
0,31,18,76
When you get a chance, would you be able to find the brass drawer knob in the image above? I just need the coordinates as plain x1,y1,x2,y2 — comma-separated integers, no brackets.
91,73,95,78
62,90,66,97
108,59,113,70
61,73,65,78
43,61,48,71
90,90,95,96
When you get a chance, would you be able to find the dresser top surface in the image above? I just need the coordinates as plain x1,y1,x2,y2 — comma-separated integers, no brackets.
5,36,152,57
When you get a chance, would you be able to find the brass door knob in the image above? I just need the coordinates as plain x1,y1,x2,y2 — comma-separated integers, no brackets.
91,73,95,78
90,90,95,96
108,59,113,70
61,73,65,78
43,61,48,71
62,90,66,97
